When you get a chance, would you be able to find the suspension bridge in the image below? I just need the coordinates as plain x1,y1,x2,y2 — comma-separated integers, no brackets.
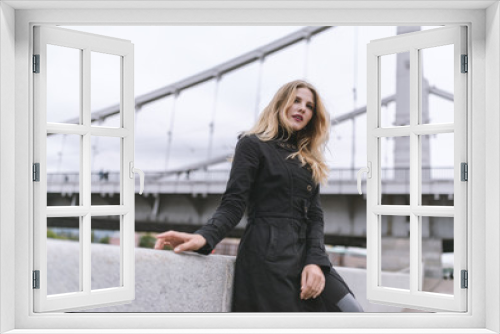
46,26,455,274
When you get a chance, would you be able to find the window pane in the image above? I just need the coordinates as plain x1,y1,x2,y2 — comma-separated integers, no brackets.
91,217,121,290
421,133,454,206
380,215,410,290
420,44,454,124
167,82,213,170
91,136,121,205
47,217,81,295
91,52,121,128
212,66,257,160
420,216,454,295
135,97,172,171
47,134,81,206
381,136,410,205
380,52,410,128
260,42,306,96
47,44,80,124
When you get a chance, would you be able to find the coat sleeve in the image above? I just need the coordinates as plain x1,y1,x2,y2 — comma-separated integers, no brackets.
193,136,261,255
305,184,332,272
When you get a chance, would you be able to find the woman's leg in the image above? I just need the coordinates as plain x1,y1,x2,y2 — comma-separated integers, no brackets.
320,267,364,312
335,292,364,312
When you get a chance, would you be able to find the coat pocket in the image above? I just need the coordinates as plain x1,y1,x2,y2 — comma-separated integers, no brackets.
240,221,273,260
265,220,299,263
265,223,277,261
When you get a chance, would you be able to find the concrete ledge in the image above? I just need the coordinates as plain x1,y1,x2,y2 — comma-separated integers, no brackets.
48,239,410,312
48,240,235,312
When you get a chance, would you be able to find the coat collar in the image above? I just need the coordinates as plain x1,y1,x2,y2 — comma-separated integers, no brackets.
275,140,298,151
275,127,298,151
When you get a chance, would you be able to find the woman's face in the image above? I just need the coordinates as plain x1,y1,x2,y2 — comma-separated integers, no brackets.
284,87,315,132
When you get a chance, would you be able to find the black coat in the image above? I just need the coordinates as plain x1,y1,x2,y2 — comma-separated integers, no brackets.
195,134,351,312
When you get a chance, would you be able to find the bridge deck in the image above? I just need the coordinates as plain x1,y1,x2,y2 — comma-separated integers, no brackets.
47,168,454,195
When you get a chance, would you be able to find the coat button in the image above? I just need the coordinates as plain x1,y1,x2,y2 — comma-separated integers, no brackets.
307,185,312,192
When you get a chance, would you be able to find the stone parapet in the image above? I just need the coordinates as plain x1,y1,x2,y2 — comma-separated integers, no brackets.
48,239,410,312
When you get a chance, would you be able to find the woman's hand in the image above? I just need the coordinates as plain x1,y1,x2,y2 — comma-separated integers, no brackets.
154,231,207,253
300,264,325,300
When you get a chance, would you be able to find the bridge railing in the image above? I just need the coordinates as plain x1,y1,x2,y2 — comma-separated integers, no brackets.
46,167,454,195
46,167,454,184
331,167,454,182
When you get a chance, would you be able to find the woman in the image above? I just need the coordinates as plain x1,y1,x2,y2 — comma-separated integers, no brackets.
154,80,363,312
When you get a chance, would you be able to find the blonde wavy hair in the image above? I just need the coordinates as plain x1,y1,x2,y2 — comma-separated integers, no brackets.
243,80,330,185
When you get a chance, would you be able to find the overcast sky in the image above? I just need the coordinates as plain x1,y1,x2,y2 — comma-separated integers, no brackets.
46,25,453,177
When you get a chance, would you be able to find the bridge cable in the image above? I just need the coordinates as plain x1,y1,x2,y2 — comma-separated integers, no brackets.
165,91,179,171
254,54,265,122
303,33,311,80
207,75,221,166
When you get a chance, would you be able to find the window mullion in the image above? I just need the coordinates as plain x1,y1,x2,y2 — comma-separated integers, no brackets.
45,205,133,217
45,124,131,137
409,47,419,294
46,123,89,135
81,47,92,294
366,47,379,296
373,205,455,217
81,214,91,293
46,206,91,217
413,123,454,135
89,205,129,216
82,47,91,207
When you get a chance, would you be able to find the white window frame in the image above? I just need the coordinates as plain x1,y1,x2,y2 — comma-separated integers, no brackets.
1,2,498,333
365,26,468,312
33,25,136,312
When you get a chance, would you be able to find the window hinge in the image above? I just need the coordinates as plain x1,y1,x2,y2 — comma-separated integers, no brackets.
461,162,468,181
33,54,40,73
33,270,40,289
33,163,40,182
461,54,468,73
461,270,468,289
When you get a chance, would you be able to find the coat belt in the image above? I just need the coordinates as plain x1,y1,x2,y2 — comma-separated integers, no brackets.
247,212,308,240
